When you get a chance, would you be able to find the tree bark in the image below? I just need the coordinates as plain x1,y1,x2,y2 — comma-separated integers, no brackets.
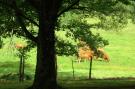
31,13,57,89
89,57,93,79
72,59,75,79
27,0,62,89
19,54,23,82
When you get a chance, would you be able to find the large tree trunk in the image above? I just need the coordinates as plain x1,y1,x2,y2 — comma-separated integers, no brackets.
32,10,57,89
32,40,57,89
27,0,62,89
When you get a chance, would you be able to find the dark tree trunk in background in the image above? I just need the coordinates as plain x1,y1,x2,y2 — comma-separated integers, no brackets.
19,50,25,82
72,59,75,79
89,58,93,79
19,55,23,82
28,0,62,89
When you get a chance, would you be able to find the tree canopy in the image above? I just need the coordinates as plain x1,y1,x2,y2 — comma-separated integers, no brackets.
1,0,134,54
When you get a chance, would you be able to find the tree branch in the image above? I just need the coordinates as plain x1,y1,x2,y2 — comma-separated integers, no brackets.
0,1,39,27
70,6,90,12
57,0,80,17
20,14,39,27
12,1,38,43
16,13,38,43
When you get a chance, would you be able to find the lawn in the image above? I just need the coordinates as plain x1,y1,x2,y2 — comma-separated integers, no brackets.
0,79,135,89
57,22,135,79
0,22,135,88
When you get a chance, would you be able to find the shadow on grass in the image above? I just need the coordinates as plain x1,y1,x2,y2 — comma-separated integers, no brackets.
59,78,135,89
0,71,135,89
0,78,135,89
58,72,135,89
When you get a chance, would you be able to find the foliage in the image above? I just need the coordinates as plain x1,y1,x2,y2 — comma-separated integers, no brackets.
16,46,29,60
98,13,128,31
0,0,134,55
56,37,77,56
58,13,109,54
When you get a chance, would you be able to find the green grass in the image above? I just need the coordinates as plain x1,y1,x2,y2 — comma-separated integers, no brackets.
60,79,135,89
0,81,32,89
57,22,135,79
0,79,135,89
1,22,135,88
1,23,135,79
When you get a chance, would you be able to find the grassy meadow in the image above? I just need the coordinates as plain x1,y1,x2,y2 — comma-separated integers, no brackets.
57,22,135,79
0,22,135,88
